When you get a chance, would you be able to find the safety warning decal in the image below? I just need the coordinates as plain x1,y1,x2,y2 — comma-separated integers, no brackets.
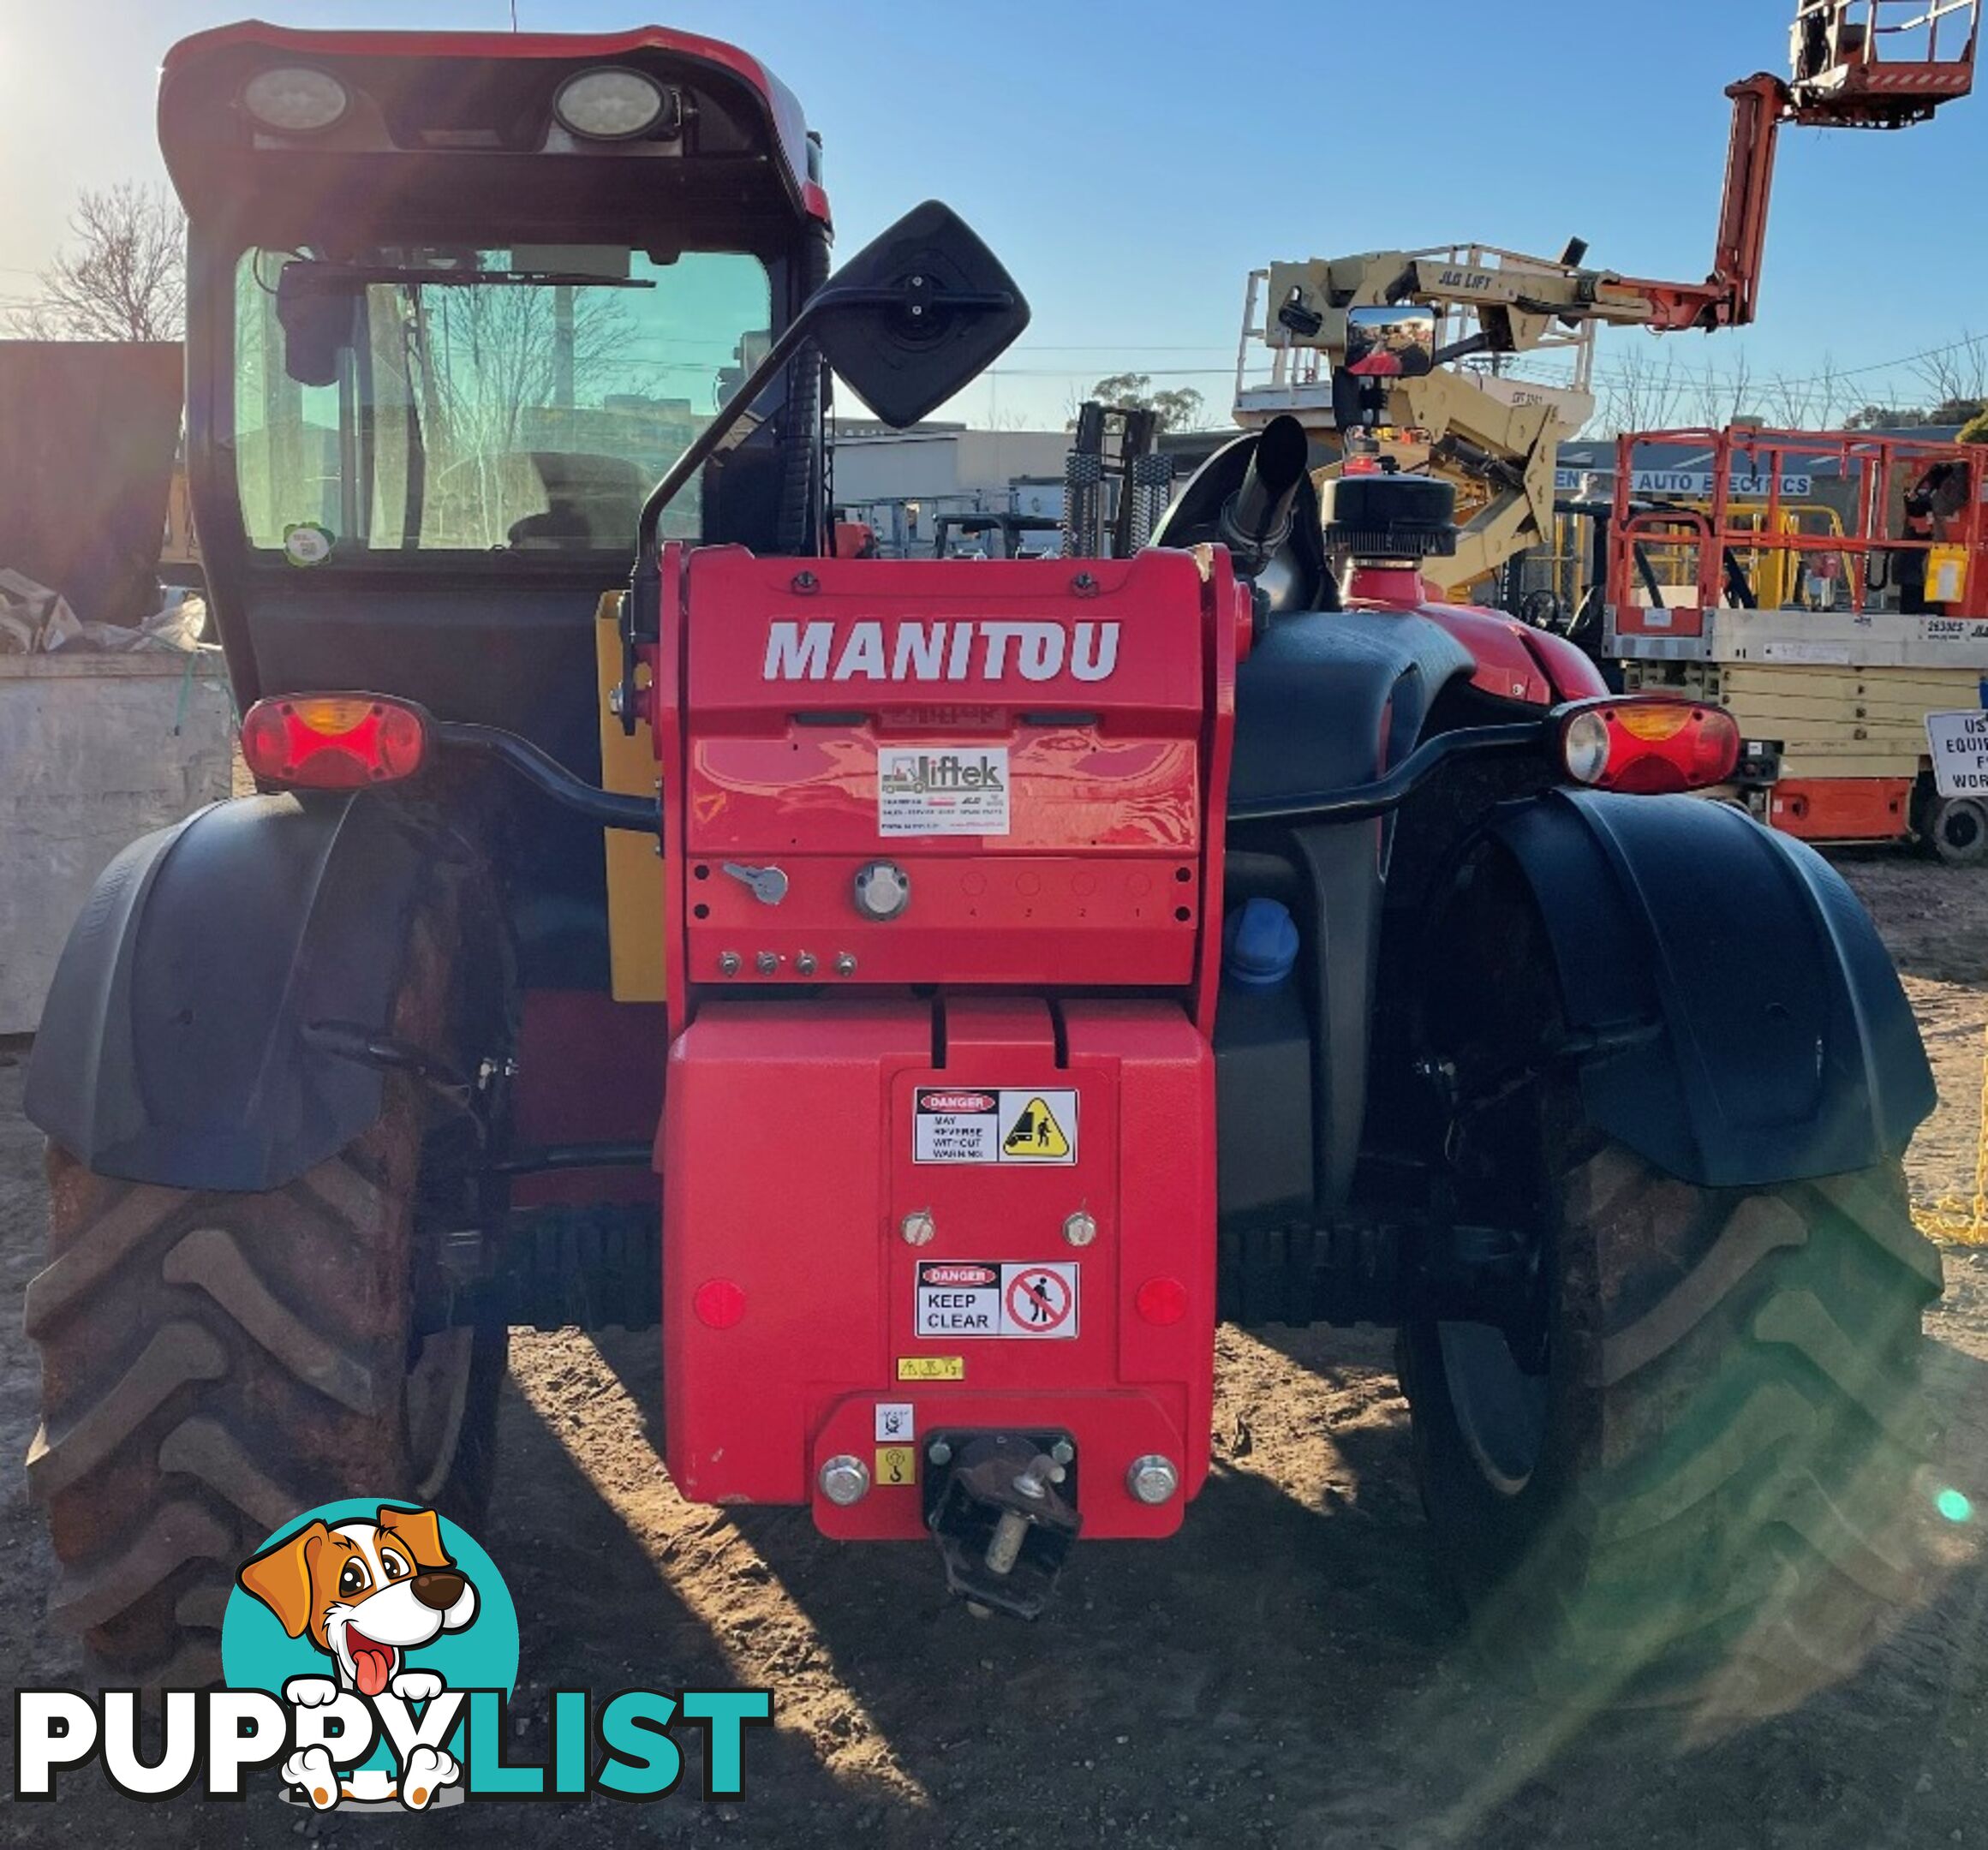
879,746,1010,837
914,1088,1078,1165
1000,1095,1072,1161
915,1260,1080,1340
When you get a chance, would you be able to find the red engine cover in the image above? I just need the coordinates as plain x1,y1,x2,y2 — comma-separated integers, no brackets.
678,549,1217,989
661,996,1214,1539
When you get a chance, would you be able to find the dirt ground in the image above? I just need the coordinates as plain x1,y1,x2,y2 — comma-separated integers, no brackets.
2,859,1986,1848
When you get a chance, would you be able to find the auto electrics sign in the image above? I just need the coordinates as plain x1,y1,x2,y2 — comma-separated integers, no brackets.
763,619,1120,683
1554,468,1813,498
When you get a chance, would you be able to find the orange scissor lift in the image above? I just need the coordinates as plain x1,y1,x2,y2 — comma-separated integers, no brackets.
1604,426,1988,856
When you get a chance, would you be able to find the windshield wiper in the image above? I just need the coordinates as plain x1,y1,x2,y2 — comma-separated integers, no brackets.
290,264,655,290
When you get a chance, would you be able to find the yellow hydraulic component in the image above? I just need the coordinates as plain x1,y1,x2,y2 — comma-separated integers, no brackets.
594,591,666,1002
1911,1022,1988,1247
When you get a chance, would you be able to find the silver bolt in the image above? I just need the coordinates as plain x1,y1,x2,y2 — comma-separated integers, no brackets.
1049,1440,1075,1466
818,1455,870,1507
608,683,626,718
755,951,779,976
900,1208,937,1247
927,1440,953,1466
716,951,742,977
1126,1454,1180,1506
796,952,818,976
1063,1210,1098,1248
834,952,857,977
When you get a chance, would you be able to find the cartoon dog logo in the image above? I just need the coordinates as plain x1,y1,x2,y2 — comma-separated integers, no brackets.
237,1505,478,1811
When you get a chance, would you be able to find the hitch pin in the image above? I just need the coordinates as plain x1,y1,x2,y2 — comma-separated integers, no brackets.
984,1454,1065,1578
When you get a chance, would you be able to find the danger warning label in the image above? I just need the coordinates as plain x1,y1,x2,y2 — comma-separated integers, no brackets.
915,1260,1080,1340
914,1088,1078,1165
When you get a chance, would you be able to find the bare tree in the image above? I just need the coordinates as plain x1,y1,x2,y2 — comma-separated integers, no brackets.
1764,352,1847,430
1911,330,1988,411
1597,347,1692,436
8,183,185,342
1689,349,1755,429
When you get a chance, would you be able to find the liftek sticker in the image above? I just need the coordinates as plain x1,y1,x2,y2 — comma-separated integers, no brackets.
878,746,1010,837
875,1401,915,1442
914,1088,1078,1165
916,1261,1080,1340
875,1446,916,1486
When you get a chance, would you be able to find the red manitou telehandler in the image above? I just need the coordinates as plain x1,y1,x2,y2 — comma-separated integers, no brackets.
23,23,1946,1722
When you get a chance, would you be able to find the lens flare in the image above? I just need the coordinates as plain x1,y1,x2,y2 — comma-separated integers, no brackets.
1936,1487,1973,1524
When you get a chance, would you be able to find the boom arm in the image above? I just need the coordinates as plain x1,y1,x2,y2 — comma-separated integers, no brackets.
1235,2,1980,593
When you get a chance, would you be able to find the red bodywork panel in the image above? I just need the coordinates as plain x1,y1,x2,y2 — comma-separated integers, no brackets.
676,550,1225,994
1346,569,1609,706
510,992,664,1208
662,997,1213,1537
657,548,1235,1533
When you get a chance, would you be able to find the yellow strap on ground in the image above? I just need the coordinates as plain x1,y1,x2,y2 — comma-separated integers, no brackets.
1911,1023,1988,1246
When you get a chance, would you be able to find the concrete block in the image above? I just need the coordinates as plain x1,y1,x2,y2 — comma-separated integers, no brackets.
0,651,234,1034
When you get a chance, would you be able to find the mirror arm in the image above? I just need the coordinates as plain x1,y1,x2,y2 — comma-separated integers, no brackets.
622,276,1014,729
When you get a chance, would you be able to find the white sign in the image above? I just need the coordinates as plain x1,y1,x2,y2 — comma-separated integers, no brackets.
1553,468,1814,499
913,1087,1078,1163
914,1261,1080,1340
879,746,1010,837
874,1401,915,1442
1926,710,1988,796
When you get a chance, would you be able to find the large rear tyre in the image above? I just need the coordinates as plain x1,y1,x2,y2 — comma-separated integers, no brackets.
25,902,506,1688
1401,1126,1943,1723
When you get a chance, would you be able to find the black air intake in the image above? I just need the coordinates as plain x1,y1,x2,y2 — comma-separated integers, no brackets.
1322,474,1459,562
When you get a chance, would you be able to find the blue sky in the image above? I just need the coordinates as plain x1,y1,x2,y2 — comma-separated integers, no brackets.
3,1,1983,429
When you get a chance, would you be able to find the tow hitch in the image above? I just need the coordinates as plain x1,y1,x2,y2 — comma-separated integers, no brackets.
923,1432,1081,1620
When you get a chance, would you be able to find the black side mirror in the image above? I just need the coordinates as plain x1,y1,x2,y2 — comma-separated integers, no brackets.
813,200,1030,427
276,264,360,388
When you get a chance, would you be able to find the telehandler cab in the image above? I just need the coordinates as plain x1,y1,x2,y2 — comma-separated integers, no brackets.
26,23,1944,1720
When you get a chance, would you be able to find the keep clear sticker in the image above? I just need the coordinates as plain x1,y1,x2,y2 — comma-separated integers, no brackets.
916,1261,1078,1340
914,1089,1078,1165
878,746,1009,837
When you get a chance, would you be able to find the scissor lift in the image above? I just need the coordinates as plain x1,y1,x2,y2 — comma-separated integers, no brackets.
1603,425,1988,854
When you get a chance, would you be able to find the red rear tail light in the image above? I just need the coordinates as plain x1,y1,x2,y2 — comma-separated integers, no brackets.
240,694,431,789
1556,697,1740,795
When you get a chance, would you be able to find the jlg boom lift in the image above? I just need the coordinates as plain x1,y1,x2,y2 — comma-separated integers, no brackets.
20,21,1949,1732
1234,0,1981,596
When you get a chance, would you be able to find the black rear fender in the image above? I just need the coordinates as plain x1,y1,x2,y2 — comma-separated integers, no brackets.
25,792,488,1191
1472,791,1932,1188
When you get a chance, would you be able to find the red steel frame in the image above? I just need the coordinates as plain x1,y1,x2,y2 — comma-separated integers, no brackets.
1607,424,1988,844
1607,425,1988,626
